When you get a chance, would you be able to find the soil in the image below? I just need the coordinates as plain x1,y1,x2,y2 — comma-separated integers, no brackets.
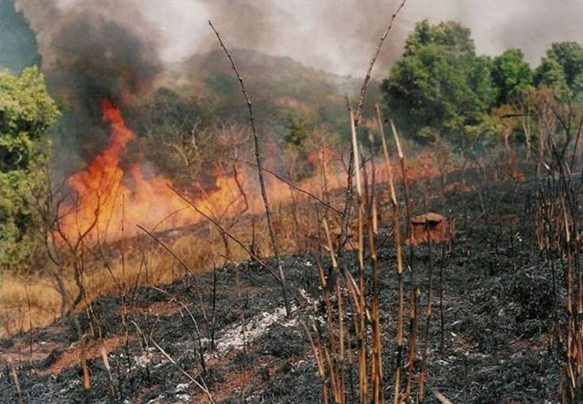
0,171,565,403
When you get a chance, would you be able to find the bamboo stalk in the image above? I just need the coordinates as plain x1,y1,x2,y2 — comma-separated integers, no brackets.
338,0,408,256
419,191,437,402
350,107,368,404
377,112,405,404
389,119,419,403
209,20,291,316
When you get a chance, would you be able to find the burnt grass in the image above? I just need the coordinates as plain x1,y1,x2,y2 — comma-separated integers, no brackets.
0,171,564,403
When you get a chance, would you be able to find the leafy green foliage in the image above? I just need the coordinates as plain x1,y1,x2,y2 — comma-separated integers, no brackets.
534,58,569,100
535,42,583,103
403,19,475,56
381,20,495,143
546,42,583,93
491,49,533,106
284,114,310,146
0,67,60,270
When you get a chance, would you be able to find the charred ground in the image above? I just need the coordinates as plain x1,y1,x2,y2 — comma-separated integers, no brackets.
0,171,562,403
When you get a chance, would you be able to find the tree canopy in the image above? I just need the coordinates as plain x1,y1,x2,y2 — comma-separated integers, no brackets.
381,20,495,143
0,0,41,74
380,21,583,146
535,42,583,103
0,66,60,270
491,49,533,106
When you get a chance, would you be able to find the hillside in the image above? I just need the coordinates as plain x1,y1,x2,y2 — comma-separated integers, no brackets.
0,170,559,403
160,49,380,134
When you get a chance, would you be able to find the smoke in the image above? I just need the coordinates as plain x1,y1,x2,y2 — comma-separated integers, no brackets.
17,0,162,109
15,0,583,87
135,0,583,76
144,0,412,78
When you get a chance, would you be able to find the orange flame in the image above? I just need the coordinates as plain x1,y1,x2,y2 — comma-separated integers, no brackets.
58,100,247,242
58,100,450,245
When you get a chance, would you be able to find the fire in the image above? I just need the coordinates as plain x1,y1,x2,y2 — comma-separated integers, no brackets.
57,100,449,245
58,100,247,242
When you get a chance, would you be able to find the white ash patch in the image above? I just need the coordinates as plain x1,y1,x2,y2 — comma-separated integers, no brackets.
299,288,319,307
58,379,80,395
146,395,165,404
134,353,151,368
212,306,298,355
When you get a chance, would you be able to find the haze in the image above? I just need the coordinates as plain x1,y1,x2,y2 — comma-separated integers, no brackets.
17,0,583,78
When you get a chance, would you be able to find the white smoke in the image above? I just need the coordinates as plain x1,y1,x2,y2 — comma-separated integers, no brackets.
143,0,583,76
17,0,583,77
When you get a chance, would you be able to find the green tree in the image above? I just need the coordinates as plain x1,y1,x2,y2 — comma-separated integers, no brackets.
381,20,495,143
284,114,309,146
535,42,583,102
403,19,475,56
534,58,570,100
0,66,60,270
381,20,495,144
491,49,533,106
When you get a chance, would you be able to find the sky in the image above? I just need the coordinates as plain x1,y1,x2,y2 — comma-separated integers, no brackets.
17,0,583,78
143,0,583,76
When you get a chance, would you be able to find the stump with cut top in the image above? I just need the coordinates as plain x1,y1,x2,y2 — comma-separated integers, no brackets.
406,212,454,245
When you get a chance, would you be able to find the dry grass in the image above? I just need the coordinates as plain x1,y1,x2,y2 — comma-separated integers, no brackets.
0,194,321,337
1,275,62,336
0,146,457,338
0,232,225,336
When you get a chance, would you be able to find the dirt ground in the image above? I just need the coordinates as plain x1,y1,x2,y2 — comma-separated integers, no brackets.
0,170,564,403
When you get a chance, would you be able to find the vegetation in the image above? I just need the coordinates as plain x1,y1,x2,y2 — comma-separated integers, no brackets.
491,49,533,106
381,20,495,143
381,19,582,154
535,42,583,103
0,66,60,270
3,9,583,403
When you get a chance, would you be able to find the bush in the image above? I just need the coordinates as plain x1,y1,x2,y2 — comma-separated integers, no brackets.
0,66,60,271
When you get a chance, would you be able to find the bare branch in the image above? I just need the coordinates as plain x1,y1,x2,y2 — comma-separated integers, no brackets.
151,338,215,403
354,0,408,126
230,157,344,216
208,20,291,315
167,185,284,284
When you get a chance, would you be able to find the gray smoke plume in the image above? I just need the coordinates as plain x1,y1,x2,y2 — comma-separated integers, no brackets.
138,0,583,77
15,0,583,85
17,0,162,109
12,0,165,172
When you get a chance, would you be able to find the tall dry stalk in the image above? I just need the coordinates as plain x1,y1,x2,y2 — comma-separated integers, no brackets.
337,0,408,255
368,166,383,404
349,108,369,404
535,107,583,403
389,118,420,403
209,20,291,316
418,190,435,402
376,107,405,404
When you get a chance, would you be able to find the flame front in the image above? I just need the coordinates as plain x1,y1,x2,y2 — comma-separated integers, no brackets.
58,100,246,242
58,100,432,244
